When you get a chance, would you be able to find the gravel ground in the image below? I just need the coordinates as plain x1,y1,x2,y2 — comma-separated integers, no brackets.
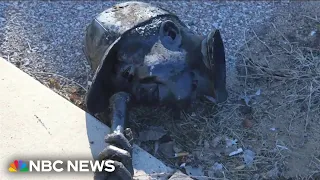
0,0,277,88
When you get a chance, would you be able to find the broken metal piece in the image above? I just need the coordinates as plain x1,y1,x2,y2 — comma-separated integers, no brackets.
84,1,228,119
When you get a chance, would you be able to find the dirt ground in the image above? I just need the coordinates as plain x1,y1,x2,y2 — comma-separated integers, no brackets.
182,2,320,179
1,1,320,180
133,2,320,180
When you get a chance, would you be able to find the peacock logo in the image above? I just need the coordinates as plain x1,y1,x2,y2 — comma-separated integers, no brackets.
9,160,29,172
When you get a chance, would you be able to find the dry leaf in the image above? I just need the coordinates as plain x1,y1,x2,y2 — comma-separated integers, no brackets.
69,93,80,102
48,78,60,89
69,93,83,108
67,86,78,93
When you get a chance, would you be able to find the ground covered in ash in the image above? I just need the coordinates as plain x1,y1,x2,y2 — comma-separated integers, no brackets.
1,1,320,179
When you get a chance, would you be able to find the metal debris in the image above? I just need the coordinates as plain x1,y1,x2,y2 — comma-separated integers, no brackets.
184,165,205,180
229,148,243,156
243,149,255,167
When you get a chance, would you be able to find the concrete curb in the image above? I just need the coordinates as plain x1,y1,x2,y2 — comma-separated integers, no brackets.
0,57,173,180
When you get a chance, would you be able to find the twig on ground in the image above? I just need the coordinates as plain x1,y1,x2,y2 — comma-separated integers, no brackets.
302,15,320,23
271,22,293,54
27,41,32,51
305,81,313,131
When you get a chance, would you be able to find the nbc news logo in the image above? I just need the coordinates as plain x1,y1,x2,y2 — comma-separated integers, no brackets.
9,160,28,172
8,159,115,173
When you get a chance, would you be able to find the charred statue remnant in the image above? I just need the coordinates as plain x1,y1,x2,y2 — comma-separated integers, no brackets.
83,1,228,179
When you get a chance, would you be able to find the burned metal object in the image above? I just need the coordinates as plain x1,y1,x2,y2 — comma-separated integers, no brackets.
84,1,227,118
83,1,228,179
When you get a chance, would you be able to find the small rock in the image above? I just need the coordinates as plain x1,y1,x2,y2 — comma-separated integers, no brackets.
42,44,48,51
23,59,30,66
